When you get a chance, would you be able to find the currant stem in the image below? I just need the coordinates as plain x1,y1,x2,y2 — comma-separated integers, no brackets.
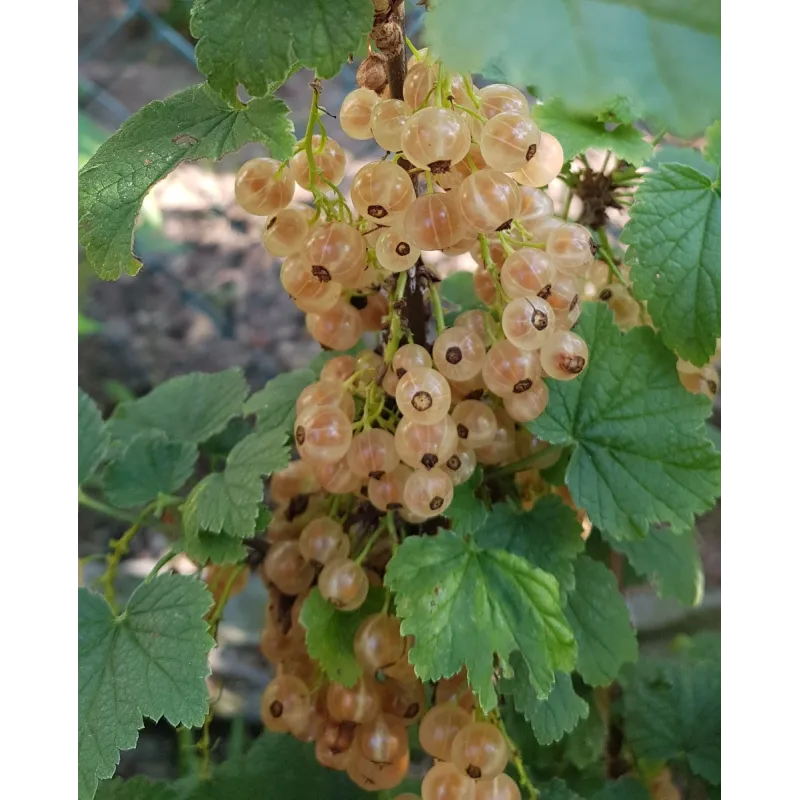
78,488,138,524
562,188,573,220
100,501,159,612
486,445,555,479
354,522,385,565
144,545,181,583
490,711,538,799
429,281,446,334
597,227,629,286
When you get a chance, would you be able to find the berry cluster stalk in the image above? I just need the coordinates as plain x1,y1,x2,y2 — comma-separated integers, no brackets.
384,2,428,346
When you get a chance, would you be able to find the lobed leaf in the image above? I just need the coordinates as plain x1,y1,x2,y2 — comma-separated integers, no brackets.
78,575,214,800
532,303,720,540
79,85,294,279
244,368,317,438
385,532,576,711
79,388,108,485
425,0,720,137
622,164,721,365
190,0,374,105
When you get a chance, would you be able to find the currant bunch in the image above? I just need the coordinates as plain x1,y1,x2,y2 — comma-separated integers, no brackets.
231,45,606,795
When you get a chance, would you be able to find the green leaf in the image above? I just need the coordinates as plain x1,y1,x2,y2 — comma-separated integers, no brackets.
299,587,385,687
79,84,294,280
425,0,720,137
611,527,704,606
500,658,589,745
109,369,248,446
532,303,720,540
96,777,179,800
590,777,651,800
622,659,720,784
564,693,606,769
621,164,721,365
190,0,374,105
540,447,572,486
476,496,585,591
183,428,290,539
646,145,716,179
444,467,488,536
102,431,197,508
78,575,214,800
532,100,652,165
184,529,248,565
80,388,108,485
704,120,721,171
538,779,585,800
244,368,317,436
440,270,482,311
179,730,372,799
385,531,576,711
565,556,637,686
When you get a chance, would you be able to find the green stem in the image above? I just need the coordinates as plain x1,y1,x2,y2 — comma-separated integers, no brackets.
355,523,385,565
600,150,612,174
145,546,180,583
429,281,446,334
208,565,247,630
651,127,668,147
100,502,158,612
491,711,538,799
487,446,555,479
562,188,573,220
597,227,629,286
78,488,138,524
461,74,482,110
384,271,408,365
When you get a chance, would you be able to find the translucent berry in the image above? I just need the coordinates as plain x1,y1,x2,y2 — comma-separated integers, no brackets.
262,207,311,257
401,107,471,173
340,87,380,140
436,142,487,191
458,170,521,233
290,135,347,189
395,415,459,471
357,713,409,765
376,227,421,273
479,84,529,119
380,678,426,726
480,111,541,172
347,749,410,791
347,428,400,479
503,379,549,423
327,675,381,723
319,557,370,611
474,408,518,466
403,62,437,109
295,404,353,464
454,309,497,347
308,300,364,350
512,132,565,188
448,371,486,404
450,721,508,780
371,98,413,151
470,237,508,269
299,518,349,567
546,222,595,272
261,675,311,734
475,774,522,800
319,354,356,384
473,268,497,305
235,157,295,216
395,367,452,424
451,399,498,449
403,467,454,517
296,380,356,420
403,192,469,251
313,457,363,494
354,614,406,671
419,703,472,760
482,339,542,397
351,161,416,225
270,459,320,504
500,248,555,299
502,295,557,350
303,221,367,284
392,343,432,378
263,539,315,595
421,761,477,800
359,292,390,331
368,464,413,512
432,327,486,381
540,330,589,380
280,255,342,312
443,448,478,486
516,186,555,234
